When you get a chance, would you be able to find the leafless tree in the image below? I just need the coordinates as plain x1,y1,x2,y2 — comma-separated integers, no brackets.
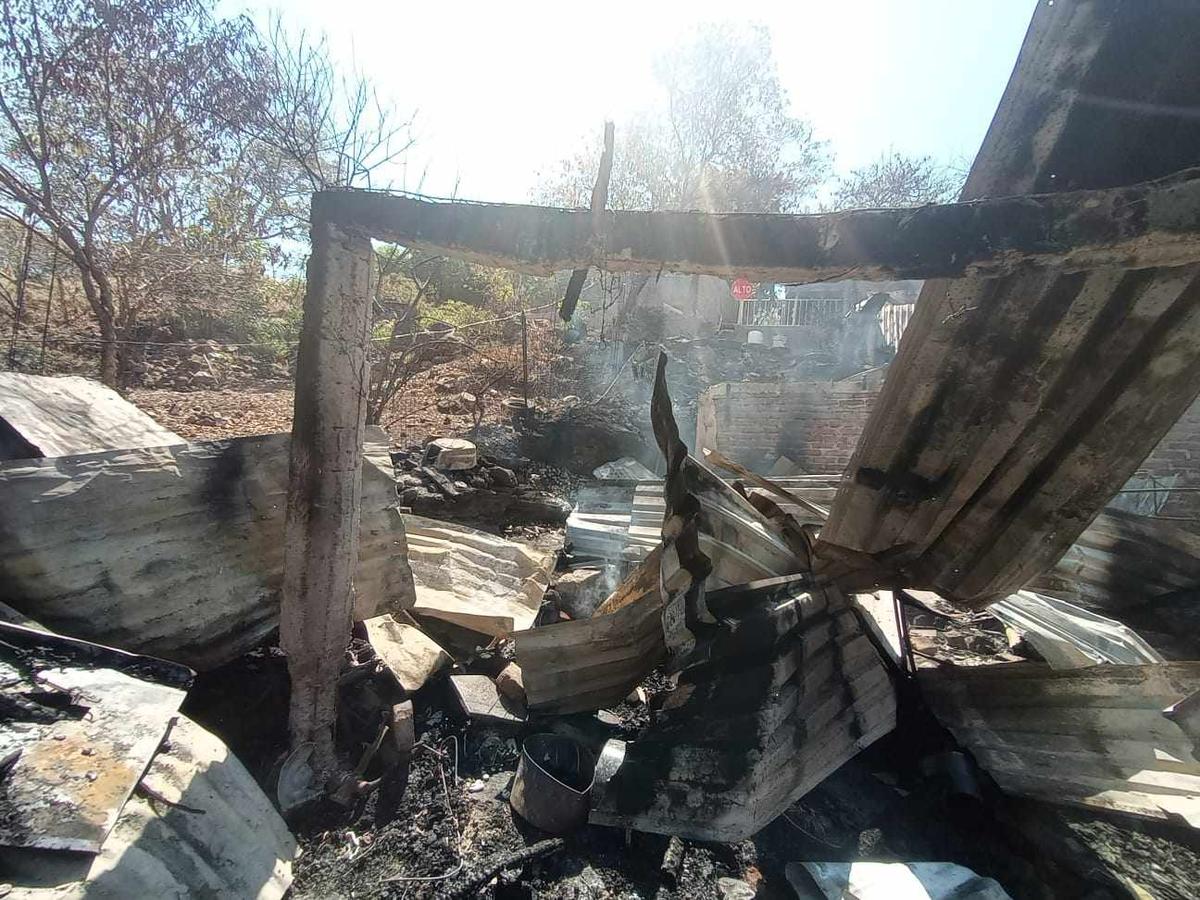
365,246,441,425
252,17,414,193
539,24,830,214
0,0,264,385
832,150,964,210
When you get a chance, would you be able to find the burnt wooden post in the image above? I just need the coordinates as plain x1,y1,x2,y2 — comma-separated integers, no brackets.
280,197,374,766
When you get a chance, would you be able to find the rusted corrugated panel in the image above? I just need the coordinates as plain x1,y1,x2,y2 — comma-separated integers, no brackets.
590,577,896,841
519,361,811,714
815,1,1200,607
0,373,182,460
567,476,836,565
0,622,192,853
920,662,1200,825
0,433,415,669
2,714,295,898
514,546,667,715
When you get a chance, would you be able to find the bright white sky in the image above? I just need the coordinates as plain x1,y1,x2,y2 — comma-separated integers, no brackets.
227,0,1039,204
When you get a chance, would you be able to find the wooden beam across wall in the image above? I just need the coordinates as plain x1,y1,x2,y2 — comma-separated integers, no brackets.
314,168,1200,284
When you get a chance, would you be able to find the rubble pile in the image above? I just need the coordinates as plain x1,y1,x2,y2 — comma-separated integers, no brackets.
4,364,1200,898
391,438,574,524
12,6,1200,889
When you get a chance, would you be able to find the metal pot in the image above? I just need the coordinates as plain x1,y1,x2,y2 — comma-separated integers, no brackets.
510,733,597,834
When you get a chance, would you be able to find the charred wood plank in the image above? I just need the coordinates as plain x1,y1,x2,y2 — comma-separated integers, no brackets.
317,169,1200,283
559,121,614,321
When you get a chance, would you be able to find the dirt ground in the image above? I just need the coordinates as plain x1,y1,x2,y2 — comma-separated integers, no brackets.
126,350,572,447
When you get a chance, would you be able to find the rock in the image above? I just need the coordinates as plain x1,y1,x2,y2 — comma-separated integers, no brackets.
717,877,756,900
426,437,477,471
553,568,609,619
467,779,486,793
495,662,526,708
488,466,517,488
190,370,218,386
507,491,571,523
449,674,525,731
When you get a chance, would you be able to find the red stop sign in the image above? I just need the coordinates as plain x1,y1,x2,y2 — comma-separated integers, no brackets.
731,278,754,301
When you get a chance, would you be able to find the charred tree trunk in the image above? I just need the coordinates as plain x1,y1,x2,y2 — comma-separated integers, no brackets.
280,208,374,768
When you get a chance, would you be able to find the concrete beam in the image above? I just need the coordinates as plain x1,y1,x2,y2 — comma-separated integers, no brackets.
316,169,1200,283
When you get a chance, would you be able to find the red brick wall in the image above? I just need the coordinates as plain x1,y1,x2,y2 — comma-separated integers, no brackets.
1132,397,1200,518
696,381,1200,509
696,379,882,475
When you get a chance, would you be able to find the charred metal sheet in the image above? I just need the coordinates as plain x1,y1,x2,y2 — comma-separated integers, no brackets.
589,575,896,841
519,358,811,714
701,448,830,521
920,661,1200,825
649,352,812,662
1,714,296,898
815,2,1200,607
1029,508,1200,612
0,621,192,852
0,372,182,461
514,545,671,715
0,432,415,669
567,477,837,566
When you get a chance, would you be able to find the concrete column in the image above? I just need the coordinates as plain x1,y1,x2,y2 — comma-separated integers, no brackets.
280,207,373,767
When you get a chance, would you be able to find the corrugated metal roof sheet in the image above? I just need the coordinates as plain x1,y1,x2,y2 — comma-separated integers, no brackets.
816,2,1200,607
920,661,1200,825
0,373,181,460
0,433,414,669
3,714,296,898
403,514,553,637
